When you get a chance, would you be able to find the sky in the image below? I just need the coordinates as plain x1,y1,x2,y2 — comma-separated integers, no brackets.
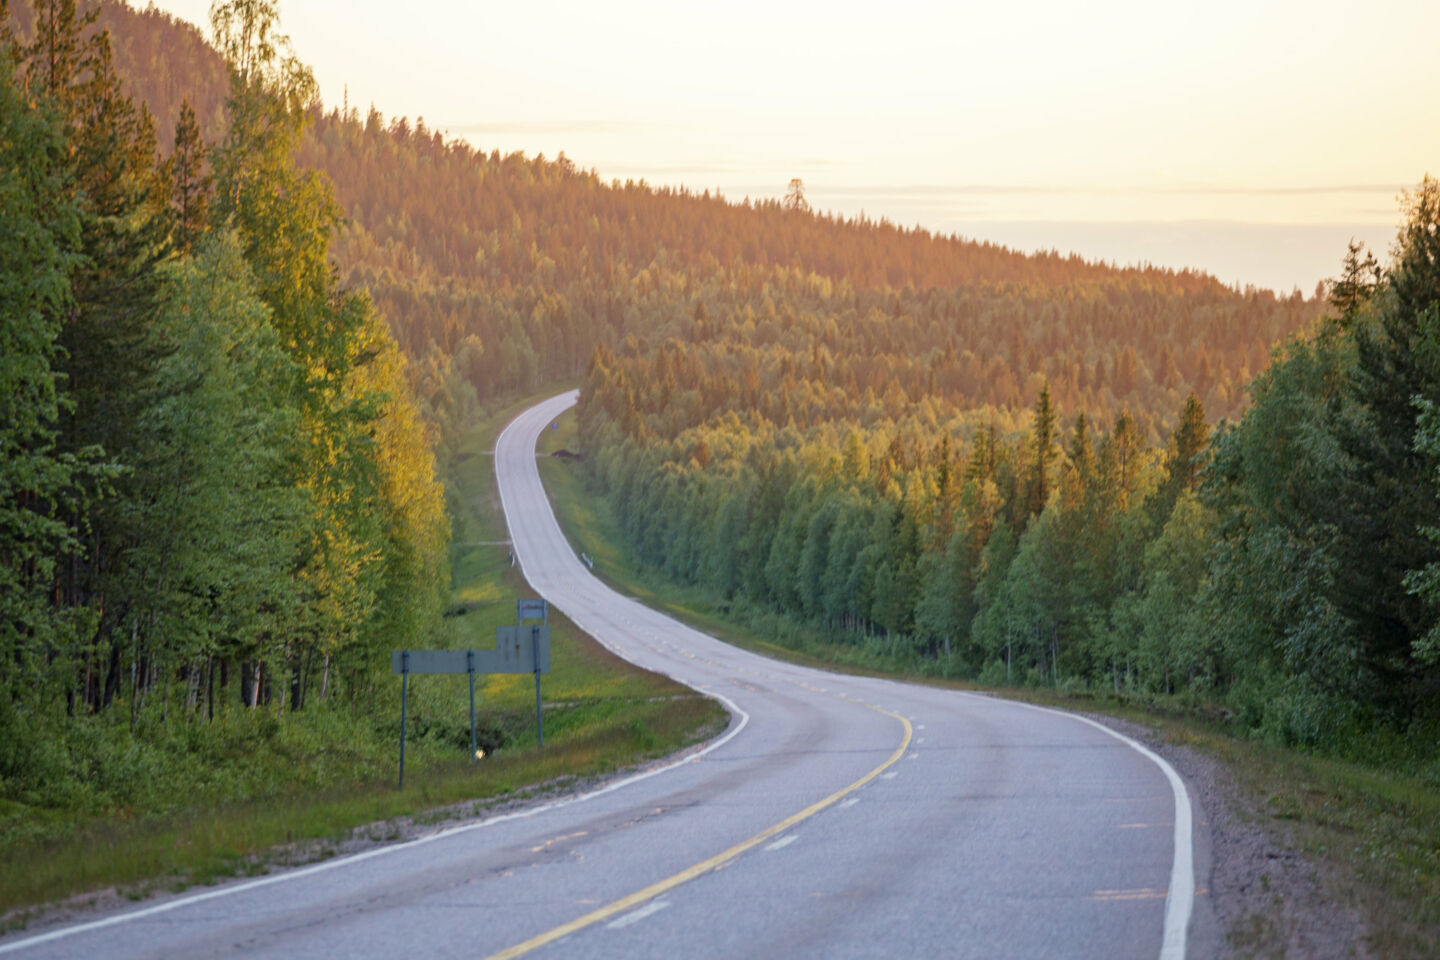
150,0,1438,293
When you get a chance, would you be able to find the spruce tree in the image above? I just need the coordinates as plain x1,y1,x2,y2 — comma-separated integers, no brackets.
0,44,87,696
169,99,210,253
1027,381,1057,517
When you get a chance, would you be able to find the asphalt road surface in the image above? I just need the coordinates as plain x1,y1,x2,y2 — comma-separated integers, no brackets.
2,390,1209,960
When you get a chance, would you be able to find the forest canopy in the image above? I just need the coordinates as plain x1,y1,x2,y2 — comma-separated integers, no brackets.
5,0,1423,795
5,0,1315,467
570,180,1440,765
0,0,447,799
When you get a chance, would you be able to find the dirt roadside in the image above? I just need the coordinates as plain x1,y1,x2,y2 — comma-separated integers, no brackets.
1090,712,1373,960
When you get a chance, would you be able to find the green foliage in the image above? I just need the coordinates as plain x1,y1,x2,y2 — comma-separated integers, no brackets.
115,231,306,676
0,0,449,841
572,181,1440,769
0,44,88,674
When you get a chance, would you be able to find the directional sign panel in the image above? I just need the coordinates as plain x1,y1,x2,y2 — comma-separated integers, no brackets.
392,627,550,675
497,625,551,672
391,649,476,674
517,598,548,623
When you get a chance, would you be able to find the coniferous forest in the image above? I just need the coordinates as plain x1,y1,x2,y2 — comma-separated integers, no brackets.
573,189,1440,766
2,0,1437,861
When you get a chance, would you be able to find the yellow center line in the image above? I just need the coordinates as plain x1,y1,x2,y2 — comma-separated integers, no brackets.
482,706,914,960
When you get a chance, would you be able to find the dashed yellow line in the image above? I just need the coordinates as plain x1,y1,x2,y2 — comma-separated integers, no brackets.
481,706,913,960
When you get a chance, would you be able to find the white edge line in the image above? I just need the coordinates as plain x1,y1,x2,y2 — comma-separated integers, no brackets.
504,394,1194,960
0,658,747,952
11,394,1186,960
0,392,746,956
971,694,1194,960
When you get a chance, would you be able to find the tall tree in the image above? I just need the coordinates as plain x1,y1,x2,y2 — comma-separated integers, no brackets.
115,232,305,719
782,177,810,214
169,98,210,252
1027,381,1057,517
16,0,173,711
1153,392,1209,522
1329,239,1382,328
1326,177,1440,708
0,42,89,700
206,0,446,703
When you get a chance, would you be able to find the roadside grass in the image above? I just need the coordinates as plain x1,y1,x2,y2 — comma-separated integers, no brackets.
0,692,716,924
0,390,725,922
537,407,1440,959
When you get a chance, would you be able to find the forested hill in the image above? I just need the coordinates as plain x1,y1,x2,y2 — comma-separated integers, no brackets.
4,0,229,142
10,0,1314,455
309,117,1308,446
574,182,1440,769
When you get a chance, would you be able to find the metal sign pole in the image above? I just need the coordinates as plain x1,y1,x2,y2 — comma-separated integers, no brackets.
391,631,548,775
468,650,477,766
533,626,544,750
399,651,409,789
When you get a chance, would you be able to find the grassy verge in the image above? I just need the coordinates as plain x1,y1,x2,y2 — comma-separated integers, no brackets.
537,408,1440,958
0,390,725,923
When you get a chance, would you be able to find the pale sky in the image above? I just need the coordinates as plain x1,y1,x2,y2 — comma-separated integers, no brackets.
150,0,1438,292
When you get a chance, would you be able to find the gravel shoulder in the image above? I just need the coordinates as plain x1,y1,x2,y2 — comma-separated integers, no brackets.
1088,712,1372,960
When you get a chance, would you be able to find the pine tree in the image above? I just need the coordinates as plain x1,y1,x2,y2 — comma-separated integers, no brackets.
1069,411,1092,483
1328,239,1381,328
1027,381,1057,517
1326,176,1440,703
169,98,210,252
17,0,173,710
1153,392,1209,523
0,44,89,696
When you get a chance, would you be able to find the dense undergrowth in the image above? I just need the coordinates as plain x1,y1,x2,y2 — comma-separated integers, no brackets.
0,394,725,919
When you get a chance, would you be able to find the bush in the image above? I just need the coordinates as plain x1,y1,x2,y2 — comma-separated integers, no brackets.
977,658,1008,687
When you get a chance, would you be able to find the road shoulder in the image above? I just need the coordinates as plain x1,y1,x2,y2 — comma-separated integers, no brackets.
1088,712,1372,960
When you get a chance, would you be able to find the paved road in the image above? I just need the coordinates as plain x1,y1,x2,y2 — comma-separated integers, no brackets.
1,391,1209,960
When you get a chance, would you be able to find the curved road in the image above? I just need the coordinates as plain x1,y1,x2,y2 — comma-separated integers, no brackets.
1,391,1209,960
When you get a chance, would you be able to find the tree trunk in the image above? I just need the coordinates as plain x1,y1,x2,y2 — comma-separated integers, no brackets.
289,648,304,713
185,662,199,714
102,634,124,710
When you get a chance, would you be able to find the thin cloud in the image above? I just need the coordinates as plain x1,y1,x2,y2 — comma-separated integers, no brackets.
595,162,744,178
444,120,669,136
1170,184,1405,196
811,183,1406,199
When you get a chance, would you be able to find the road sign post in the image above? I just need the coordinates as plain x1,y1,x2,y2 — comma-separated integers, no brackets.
533,625,544,750
392,608,552,782
468,649,477,766
399,651,410,789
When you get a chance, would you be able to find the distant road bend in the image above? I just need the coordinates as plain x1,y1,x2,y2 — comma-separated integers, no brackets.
1,390,1205,960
